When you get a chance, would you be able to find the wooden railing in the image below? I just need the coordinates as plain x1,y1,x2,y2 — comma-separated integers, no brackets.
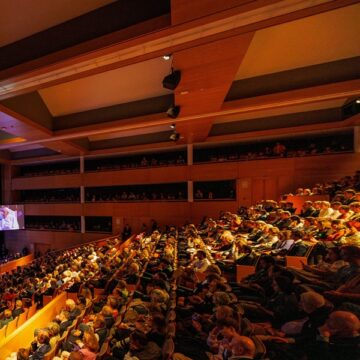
0,293,67,360
0,254,34,274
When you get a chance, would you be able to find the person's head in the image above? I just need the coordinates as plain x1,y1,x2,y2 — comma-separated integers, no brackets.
65,299,76,311
47,322,60,337
230,335,256,358
321,201,331,209
59,310,70,322
339,205,350,214
4,309,12,319
15,299,23,309
17,348,30,360
344,189,356,199
196,250,206,260
258,255,275,270
219,318,239,340
213,291,231,307
273,275,293,295
340,245,360,264
93,314,106,330
327,247,342,263
37,329,50,344
69,351,83,360
215,305,240,326
325,311,360,337
101,305,113,318
300,291,325,314
82,331,99,352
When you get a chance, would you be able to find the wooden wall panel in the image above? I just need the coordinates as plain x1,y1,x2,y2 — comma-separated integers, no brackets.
83,166,188,187
190,162,238,181
24,203,82,216
237,178,252,207
12,173,81,190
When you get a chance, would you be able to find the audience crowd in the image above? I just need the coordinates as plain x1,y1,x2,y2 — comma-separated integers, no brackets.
25,217,81,232
194,133,352,164
85,184,187,202
22,189,80,204
18,153,186,178
2,170,360,360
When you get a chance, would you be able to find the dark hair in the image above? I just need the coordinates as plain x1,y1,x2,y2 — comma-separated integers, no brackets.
274,275,293,294
130,330,148,347
217,317,239,330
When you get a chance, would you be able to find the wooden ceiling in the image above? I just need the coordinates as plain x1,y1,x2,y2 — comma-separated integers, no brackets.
0,0,359,164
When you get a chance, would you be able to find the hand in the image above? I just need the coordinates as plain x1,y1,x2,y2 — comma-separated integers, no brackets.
192,320,202,332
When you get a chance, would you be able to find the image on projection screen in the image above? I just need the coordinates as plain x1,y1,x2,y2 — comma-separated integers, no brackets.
0,205,25,230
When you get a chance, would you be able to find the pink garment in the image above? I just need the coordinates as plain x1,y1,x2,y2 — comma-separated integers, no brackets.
79,348,97,360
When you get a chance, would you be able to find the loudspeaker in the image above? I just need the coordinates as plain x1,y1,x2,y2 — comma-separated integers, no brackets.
163,70,181,90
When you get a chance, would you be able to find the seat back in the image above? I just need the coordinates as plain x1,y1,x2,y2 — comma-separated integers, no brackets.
162,337,175,360
252,335,267,360
27,303,37,319
96,340,110,359
16,311,28,327
5,318,17,336
43,345,58,360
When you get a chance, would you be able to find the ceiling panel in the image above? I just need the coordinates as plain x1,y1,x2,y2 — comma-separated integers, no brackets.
39,57,172,116
0,0,115,47
235,3,360,80
215,98,347,124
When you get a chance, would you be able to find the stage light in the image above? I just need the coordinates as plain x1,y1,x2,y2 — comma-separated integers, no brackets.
342,98,360,119
162,54,171,61
163,70,181,90
169,131,180,141
167,105,180,119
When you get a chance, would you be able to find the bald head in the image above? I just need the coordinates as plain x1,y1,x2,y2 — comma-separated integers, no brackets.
326,311,360,337
230,335,256,358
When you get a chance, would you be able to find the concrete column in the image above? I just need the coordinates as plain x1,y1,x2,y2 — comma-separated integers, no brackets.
81,216,85,234
187,144,193,165
354,126,360,153
80,156,85,234
80,155,85,173
188,181,193,202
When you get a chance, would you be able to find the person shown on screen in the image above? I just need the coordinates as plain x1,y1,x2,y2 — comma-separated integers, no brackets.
0,207,20,230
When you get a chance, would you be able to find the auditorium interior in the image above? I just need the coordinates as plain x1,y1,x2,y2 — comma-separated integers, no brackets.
0,1,359,359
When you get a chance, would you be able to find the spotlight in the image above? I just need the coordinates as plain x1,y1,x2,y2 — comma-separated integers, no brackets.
167,105,180,119
342,98,360,119
162,70,181,90
170,124,175,129
169,131,180,141
162,54,171,61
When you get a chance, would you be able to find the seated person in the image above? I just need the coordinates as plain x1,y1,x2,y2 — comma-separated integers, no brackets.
188,250,210,273
30,329,51,360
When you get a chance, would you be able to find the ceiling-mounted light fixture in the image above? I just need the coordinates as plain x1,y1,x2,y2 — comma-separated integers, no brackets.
166,105,180,119
169,131,180,142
